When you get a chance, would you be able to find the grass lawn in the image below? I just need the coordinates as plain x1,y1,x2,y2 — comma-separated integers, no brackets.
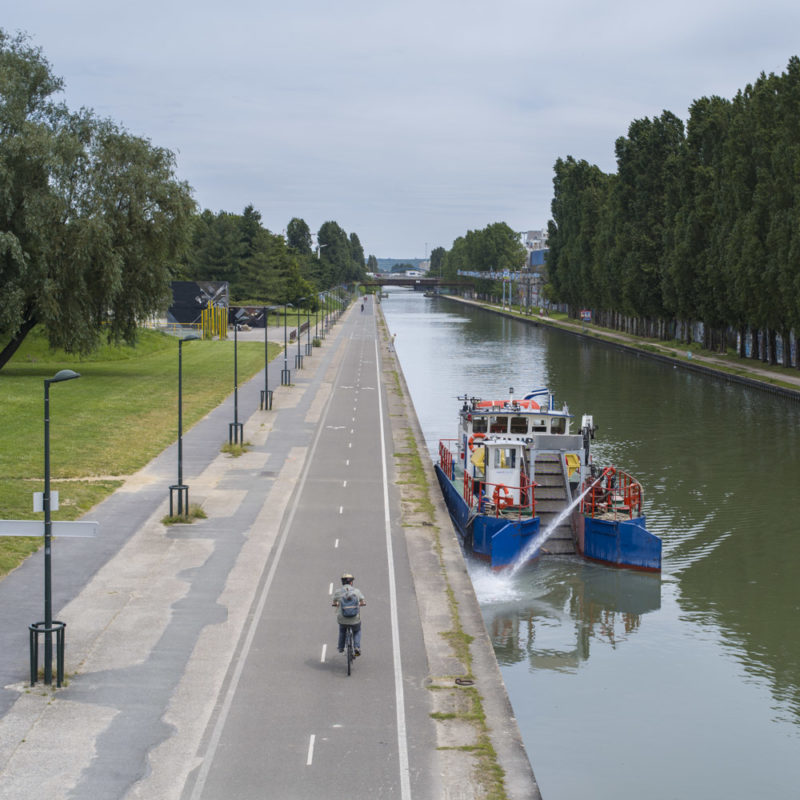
0,327,279,577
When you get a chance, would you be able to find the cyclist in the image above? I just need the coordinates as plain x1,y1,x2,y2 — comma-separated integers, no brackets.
332,572,366,656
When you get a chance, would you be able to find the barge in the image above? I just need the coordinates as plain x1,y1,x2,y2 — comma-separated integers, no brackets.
434,388,661,571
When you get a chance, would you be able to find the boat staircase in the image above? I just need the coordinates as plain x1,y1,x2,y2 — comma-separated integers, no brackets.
532,453,576,555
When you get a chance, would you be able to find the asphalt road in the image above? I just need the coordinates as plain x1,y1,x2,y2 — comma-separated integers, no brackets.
185,303,438,799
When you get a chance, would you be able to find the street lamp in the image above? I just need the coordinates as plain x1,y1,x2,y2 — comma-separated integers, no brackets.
320,292,328,339
282,303,293,385
170,333,200,517
261,306,277,410
295,297,306,370
30,368,81,687
229,322,243,444
305,304,312,356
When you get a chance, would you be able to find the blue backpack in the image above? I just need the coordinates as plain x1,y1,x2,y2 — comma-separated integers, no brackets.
340,587,359,617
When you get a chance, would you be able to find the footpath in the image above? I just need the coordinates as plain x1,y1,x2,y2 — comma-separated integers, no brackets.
0,299,539,799
448,296,800,399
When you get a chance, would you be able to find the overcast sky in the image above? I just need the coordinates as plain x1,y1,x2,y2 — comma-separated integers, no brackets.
6,1,800,257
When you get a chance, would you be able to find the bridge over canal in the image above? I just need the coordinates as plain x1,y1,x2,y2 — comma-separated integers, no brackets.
361,275,474,290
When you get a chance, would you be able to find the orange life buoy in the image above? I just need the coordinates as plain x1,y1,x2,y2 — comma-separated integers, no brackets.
492,484,513,509
468,432,486,452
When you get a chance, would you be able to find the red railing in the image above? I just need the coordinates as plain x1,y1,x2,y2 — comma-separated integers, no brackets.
465,476,536,519
582,467,643,519
439,438,536,519
438,439,459,480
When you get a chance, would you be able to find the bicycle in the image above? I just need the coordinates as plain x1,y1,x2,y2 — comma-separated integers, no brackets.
344,626,355,676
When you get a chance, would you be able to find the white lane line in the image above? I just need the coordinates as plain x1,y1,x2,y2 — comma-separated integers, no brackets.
339,506,343,514
306,734,316,766
329,582,334,594
348,442,352,449
346,459,350,466
375,337,411,800
350,429,354,434
320,644,327,663
334,539,339,549
343,480,347,488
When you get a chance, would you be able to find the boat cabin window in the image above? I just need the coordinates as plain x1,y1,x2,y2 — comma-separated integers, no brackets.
489,416,508,434
471,416,488,433
551,417,566,434
509,416,528,434
493,448,517,469
532,418,548,432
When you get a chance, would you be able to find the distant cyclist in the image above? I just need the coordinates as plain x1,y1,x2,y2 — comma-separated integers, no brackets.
361,303,364,312
332,572,366,656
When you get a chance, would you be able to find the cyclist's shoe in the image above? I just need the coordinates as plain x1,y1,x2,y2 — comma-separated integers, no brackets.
338,649,344,654
354,649,361,657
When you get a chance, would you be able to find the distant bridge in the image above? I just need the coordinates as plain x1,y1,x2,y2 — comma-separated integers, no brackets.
361,275,473,289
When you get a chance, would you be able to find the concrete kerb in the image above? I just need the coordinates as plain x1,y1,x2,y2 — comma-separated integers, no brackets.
376,306,541,800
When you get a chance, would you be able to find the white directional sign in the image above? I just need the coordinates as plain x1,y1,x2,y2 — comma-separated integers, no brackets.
0,520,98,538
33,491,58,512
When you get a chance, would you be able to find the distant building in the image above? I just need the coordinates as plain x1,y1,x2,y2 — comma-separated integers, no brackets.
520,229,548,268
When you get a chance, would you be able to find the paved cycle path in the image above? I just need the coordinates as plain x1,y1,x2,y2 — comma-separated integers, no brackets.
0,300,538,799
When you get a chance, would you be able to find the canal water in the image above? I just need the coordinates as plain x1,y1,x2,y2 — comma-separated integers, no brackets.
380,288,800,800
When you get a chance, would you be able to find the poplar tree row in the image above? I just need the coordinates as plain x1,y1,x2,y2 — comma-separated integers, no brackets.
547,57,800,367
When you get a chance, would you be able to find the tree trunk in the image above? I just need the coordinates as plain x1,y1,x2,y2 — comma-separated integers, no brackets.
767,329,777,365
0,316,38,371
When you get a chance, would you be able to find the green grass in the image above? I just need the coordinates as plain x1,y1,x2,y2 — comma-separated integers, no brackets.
221,441,252,457
0,326,280,576
162,504,208,526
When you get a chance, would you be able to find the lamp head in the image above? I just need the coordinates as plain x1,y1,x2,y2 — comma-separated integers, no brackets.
49,369,81,384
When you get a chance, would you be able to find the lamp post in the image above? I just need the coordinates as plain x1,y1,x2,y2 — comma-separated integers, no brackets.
229,322,243,444
170,333,200,516
282,303,293,385
305,305,312,355
295,297,306,370
261,306,276,410
30,368,80,687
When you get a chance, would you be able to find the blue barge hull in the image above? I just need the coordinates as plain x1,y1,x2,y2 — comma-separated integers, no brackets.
437,463,662,572
579,515,662,572
435,464,541,569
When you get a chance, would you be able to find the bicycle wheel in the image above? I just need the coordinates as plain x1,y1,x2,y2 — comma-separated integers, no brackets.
346,628,353,676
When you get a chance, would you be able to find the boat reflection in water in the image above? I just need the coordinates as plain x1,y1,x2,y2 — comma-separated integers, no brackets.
470,558,661,671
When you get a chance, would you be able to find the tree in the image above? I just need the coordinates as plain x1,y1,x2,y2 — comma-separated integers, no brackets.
429,246,445,276
367,254,379,272
0,30,195,369
612,111,685,321
349,232,365,274
283,262,316,307
286,217,312,255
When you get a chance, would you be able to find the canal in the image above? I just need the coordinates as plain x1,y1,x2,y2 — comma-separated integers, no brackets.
380,288,800,799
